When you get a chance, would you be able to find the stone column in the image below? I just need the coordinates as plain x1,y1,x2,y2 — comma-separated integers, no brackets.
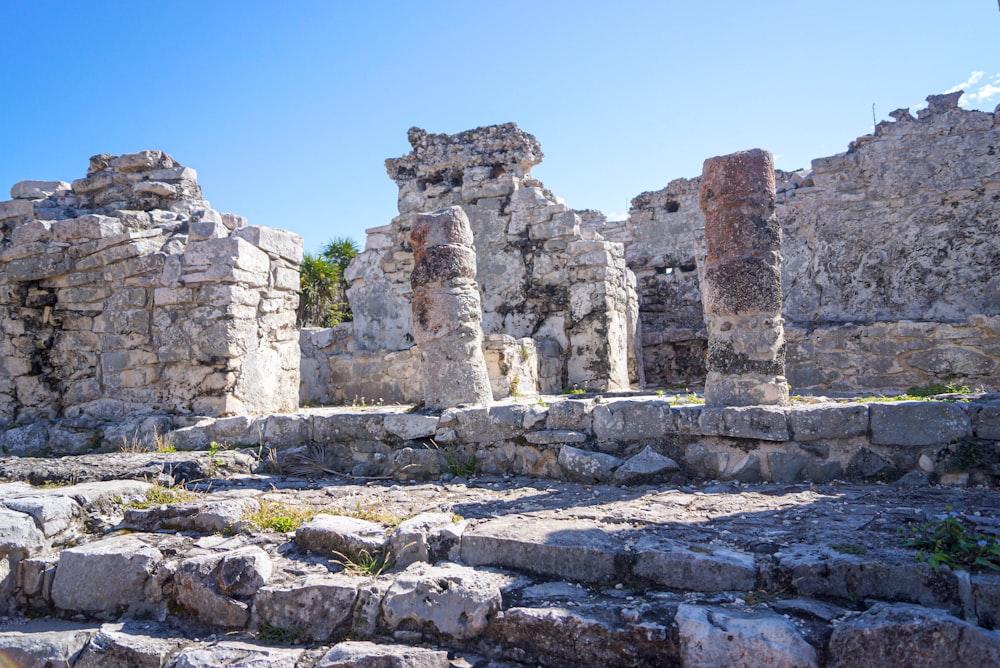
699,149,788,407
408,206,493,409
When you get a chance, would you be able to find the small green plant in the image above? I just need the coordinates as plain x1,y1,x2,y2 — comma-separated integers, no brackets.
244,501,315,532
518,345,532,363
655,389,666,396
906,382,972,397
688,544,714,554
900,508,1000,572
669,392,704,406
509,375,521,398
332,549,394,577
947,439,992,471
444,450,477,478
119,429,176,453
254,619,306,645
562,385,586,395
129,482,197,509
536,397,549,407
331,500,406,528
831,542,868,555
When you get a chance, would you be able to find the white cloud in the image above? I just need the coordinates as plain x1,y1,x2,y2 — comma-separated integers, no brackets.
946,70,985,94
972,83,1000,104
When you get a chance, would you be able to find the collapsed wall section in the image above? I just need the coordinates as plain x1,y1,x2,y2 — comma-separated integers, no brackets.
618,92,1000,393
345,124,635,393
0,151,301,440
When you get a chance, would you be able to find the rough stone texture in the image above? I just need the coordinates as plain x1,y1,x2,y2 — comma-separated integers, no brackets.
344,124,634,395
828,602,1000,668
483,334,540,399
252,573,361,643
632,536,757,591
389,511,459,568
676,604,818,668
700,149,788,407
169,642,302,668
0,622,97,668
294,514,387,558
0,151,301,436
174,546,273,628
381,561,502,640
316,641,451,668
50,534,163,614
408,206,493,409
615,93,1000,392
557,444,623,483
870,401,972,446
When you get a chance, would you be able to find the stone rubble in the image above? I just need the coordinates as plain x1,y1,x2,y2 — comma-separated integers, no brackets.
1,463,1000,665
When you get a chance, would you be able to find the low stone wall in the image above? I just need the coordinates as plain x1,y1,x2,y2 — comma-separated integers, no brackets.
163,393,1000,487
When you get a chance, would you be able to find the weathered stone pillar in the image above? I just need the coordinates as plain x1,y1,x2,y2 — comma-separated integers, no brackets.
408,206,493,409
699,149,788,407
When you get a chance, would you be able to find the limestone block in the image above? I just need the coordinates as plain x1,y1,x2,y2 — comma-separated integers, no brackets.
592,399,673,441
828,602,1000,667
389,512,458,567
545,399,593,431
51,535,163,613
789,404,869,441
388,447,441,481
613,445,679,485
383,414,439,440
294,514,387,558
75,621,192,667
381,562,502,640
253,574,361,643
10,180,70,199
676,604,818,668
870,401,971,446
316,641,450,668
0,625,98,668
973,401,1000,440
557,445,623,483
234,225,304,263
633,536,756,591
132,181,178,197
0,198,35,221
0,507,46,552
700,406,790,441
460,516,623,583
169,642,302,668
3,493,83,539
175,547,273,628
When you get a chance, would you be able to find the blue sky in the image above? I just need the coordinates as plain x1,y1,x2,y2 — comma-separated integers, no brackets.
1,1,998,253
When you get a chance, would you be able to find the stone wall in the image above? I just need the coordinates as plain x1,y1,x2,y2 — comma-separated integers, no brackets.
617,92,1000,392
0,151,301,447
345,125,636,394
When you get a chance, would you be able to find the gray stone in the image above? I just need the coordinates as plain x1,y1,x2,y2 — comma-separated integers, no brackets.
0,622,97,668
316,640,450,668
613,445,679,485
828,602,1000,668
557,445,623,483
870,401,972,446
174,546,272,627
701,406,790,440
676,604,818,668
632,535,757,591
0,506,46,552
592,399,673,441
294,514,387,558
389,511,458,567
75,622,192,668
387,447,441,481
381,562,501,640
729,453,764,482
51,534,163,614
847,448,893,479
973,401,1000,440
893,471,931,487
383,414,439,440
789,404,869,441
123,497,259,534
768,451,809,483
252,573,361,643
170,641,302,668
2,493,83,539
460,516,623,583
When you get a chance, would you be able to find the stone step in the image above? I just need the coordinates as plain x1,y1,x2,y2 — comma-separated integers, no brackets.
5,469,1000,665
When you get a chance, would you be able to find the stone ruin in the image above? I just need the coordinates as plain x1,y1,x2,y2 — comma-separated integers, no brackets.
0,93,1000,667
0,150,301,452
302,124,637,406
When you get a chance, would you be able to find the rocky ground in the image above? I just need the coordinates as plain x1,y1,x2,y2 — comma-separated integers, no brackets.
2,449,1000,667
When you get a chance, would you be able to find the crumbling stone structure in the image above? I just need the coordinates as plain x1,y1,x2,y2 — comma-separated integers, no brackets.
700,149,787,407
408,207,493,409
0,151,301,451
614,92,1000,392
338,124,635,399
